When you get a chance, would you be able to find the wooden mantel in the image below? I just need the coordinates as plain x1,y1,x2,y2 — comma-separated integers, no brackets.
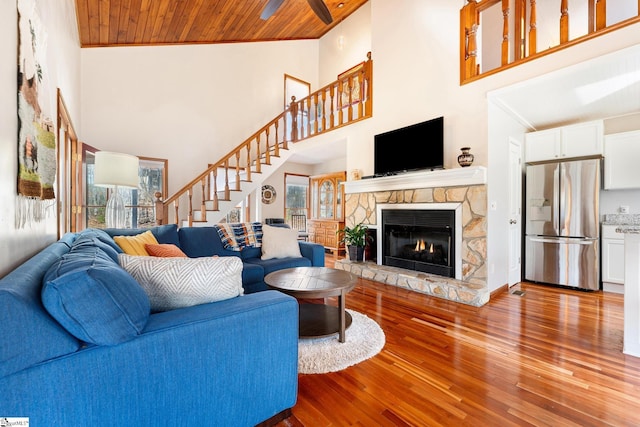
343,166,487,194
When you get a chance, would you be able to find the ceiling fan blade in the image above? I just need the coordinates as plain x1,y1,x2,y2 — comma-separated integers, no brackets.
260,0,286,20
306,0,333,25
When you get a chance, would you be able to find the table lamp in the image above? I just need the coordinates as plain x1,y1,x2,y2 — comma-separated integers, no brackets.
94,151,139,228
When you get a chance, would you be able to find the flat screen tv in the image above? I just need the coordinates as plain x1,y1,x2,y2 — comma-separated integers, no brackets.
374,116,444,176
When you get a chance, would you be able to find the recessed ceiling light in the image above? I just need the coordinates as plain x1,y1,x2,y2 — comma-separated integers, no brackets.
337,2,345,8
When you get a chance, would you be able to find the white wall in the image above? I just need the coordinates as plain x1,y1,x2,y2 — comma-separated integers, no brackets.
601,112,640,216
486,102,527,289
318,1,372,86
80,41,320,195
0,0,80,277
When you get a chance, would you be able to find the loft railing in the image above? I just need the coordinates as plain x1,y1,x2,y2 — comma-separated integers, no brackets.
155,53,373,226
460,0,640,84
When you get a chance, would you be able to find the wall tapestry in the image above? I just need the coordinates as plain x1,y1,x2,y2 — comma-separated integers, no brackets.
17,0,56,227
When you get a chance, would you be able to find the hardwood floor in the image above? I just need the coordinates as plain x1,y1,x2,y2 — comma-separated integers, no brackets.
276,256,640,426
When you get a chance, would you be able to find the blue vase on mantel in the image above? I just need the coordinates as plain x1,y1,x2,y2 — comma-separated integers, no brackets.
458,147,474,167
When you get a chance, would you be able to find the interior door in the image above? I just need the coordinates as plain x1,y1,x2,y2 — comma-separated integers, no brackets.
508,138,522,286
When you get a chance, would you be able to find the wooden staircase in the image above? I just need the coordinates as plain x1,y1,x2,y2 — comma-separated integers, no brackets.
155,53,373,227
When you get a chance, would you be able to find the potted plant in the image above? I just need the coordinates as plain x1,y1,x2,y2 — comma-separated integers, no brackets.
337,222,372,262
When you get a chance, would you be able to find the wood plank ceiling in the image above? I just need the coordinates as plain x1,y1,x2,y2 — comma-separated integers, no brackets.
75,0,369,48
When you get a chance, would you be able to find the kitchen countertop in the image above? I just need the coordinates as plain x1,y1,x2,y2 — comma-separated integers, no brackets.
602,214,640,226
601,214,640,233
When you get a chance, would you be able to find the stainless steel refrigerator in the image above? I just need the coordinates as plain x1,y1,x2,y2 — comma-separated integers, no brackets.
524,158,600,291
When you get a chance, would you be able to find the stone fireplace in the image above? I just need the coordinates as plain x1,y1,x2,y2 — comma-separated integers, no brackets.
335,167,489,306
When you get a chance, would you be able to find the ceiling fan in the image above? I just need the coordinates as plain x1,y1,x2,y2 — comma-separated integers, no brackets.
261,0,334,25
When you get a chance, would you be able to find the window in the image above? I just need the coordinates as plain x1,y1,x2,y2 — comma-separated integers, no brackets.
81,144,167,230
285,173,309,224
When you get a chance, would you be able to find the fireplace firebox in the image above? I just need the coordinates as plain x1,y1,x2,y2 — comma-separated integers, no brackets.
381,209,455,277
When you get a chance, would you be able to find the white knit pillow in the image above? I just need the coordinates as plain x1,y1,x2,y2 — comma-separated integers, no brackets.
118,254,243,312
261,224,302,260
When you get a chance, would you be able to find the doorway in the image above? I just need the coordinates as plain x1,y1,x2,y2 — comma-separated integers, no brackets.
508,137,523,286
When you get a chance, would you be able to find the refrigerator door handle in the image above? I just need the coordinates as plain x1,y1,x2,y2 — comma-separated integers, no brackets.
529,237,595,245
554,164,561,235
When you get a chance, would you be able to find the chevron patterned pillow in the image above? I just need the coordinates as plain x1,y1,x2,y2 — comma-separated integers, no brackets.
118,254,243,312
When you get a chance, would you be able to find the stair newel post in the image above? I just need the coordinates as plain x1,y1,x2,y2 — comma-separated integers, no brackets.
200,178,206,219
255,135,262,174
154,191,165,225
223,158,230,201
364,52,373,117
290,96,298,142
234,151,241,191
212,167,219,212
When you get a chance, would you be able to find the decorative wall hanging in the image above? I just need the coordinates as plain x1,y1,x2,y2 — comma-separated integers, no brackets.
16,0,56,227
261,185,276,204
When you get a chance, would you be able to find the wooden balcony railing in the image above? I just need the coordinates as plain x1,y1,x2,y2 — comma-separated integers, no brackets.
461,0,640,84
155,53,373,226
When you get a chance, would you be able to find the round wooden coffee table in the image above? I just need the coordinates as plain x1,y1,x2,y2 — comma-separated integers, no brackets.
264,267,357,343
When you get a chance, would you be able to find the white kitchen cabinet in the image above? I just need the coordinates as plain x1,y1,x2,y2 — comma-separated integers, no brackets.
525,128,561,162
604,130,640,190
602,224,624,293
525,120,603,163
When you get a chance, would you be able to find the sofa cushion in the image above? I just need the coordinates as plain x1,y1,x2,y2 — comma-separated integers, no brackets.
71,234,121,263
113,230,159,255
42,246,151,346
0,242,82,377
260,225,302,260
178,227,240,258
145,243,187,258
245,256,312,276
240,245,262,260
240,262,265,293
119,254,244,312
78,228,124,254
104,224,181,247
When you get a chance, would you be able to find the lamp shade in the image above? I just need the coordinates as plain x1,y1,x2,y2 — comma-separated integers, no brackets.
94,151,139,189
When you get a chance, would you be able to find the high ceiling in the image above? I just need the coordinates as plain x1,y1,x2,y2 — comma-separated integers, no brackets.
74,0,369,48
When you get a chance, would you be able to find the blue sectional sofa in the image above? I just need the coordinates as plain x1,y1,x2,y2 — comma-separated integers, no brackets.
105,223,325,294
0,224,325,426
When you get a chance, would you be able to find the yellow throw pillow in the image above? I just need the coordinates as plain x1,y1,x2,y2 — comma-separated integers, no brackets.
113,230,159,256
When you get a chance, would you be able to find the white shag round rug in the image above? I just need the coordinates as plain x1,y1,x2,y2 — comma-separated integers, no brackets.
298,309,385,374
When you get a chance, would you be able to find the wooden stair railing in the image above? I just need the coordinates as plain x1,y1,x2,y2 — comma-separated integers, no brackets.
155,53,373,227
460,0,640,84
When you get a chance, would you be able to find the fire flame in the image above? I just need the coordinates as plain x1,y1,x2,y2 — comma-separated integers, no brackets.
414,240,426,251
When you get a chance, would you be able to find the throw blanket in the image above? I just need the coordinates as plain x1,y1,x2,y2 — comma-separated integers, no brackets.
214,222,263,251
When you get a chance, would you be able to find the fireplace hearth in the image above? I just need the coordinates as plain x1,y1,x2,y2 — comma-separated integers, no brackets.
382,209,455,278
